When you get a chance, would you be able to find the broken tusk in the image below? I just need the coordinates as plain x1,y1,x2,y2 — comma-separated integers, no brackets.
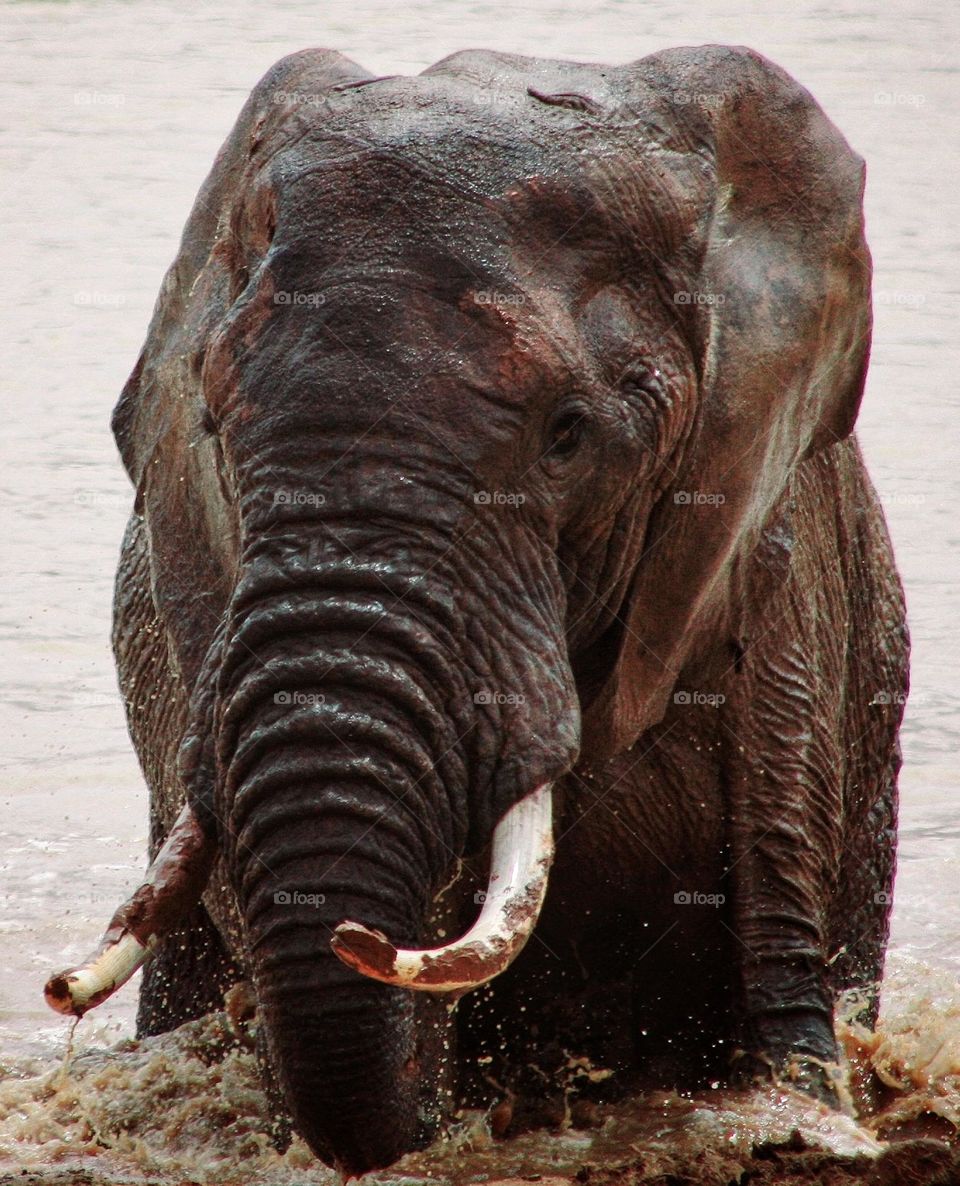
332,783,553,993
43,802,216,1018
44,932,155,1016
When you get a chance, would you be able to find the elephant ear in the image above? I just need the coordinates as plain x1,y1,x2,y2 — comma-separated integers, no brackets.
110,49,374,688
579,45,872,763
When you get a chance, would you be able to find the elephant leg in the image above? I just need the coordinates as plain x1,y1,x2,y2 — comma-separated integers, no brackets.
825,755,898,1030
826,504,906,1027
722,746,842,1093
719,473,850,1091
823,747,899,1118
719,446,906,1095
720,702,843,1092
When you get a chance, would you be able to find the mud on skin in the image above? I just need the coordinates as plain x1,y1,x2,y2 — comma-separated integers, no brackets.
59,40,909,1177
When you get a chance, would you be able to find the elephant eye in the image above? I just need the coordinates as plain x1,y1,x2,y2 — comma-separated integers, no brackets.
545,409,588,462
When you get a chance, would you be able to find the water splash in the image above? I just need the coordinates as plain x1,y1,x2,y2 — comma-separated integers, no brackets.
1,955,957,1184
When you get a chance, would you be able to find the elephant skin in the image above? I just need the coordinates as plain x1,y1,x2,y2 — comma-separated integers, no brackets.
107,44,908,1174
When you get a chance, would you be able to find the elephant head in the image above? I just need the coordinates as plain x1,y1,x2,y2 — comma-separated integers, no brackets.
107,45,870,1173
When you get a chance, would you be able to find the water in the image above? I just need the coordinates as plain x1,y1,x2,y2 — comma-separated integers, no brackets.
0,0,957,1180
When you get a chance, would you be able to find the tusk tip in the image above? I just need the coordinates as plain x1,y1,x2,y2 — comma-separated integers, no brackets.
331,921,399,979
43,972,83,1017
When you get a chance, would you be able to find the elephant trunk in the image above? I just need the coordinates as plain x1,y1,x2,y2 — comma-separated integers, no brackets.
215,565,467,1173
239,807,428,1173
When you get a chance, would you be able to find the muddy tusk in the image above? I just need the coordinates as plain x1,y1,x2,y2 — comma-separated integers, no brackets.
43,803,216,1017
331,783,554,993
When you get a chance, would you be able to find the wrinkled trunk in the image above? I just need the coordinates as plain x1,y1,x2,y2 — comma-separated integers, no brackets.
215,558,468,1173
241,814,429,1172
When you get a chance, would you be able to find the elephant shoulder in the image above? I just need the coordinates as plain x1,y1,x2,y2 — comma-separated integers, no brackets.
741,440,892,639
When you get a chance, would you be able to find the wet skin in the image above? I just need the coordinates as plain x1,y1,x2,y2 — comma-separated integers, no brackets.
110,45,907,1173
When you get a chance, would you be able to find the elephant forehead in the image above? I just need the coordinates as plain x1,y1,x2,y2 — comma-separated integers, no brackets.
193,67,713,443
253,75,709,270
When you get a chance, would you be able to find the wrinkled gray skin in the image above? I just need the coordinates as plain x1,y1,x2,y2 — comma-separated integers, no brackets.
110,45,907,1174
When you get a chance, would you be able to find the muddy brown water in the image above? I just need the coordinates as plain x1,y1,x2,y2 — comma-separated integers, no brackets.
1,0,958,1182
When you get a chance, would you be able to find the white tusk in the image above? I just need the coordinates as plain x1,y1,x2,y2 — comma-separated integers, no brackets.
44,803,215,1017
331,783,554,993
46,932,155,1016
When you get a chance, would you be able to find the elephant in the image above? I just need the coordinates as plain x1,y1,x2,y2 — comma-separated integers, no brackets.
48,44,908,1175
